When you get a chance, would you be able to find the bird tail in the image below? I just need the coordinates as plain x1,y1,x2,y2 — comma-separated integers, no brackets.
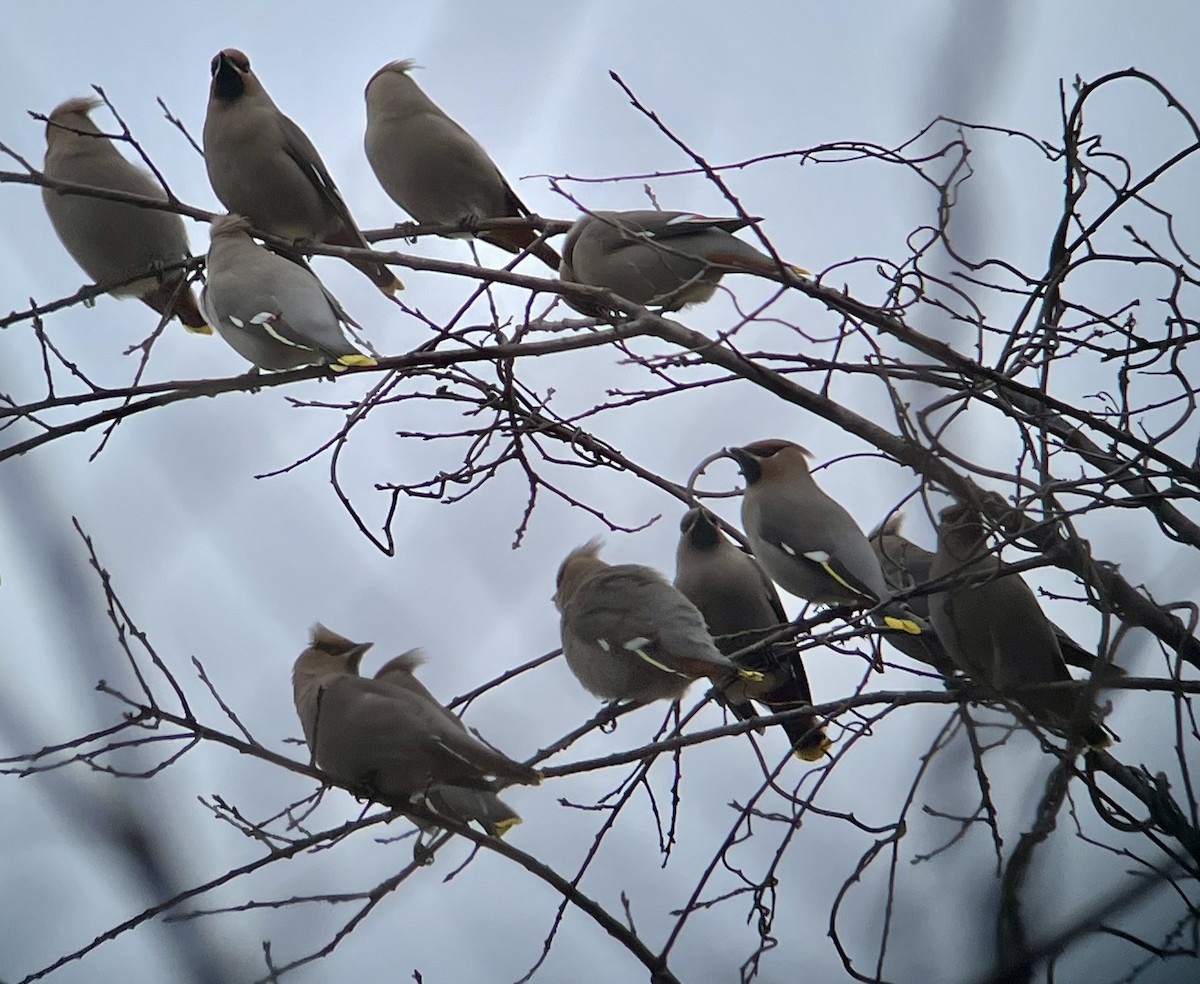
786,719,831,761
882,613,923,635
324,227,404,294
140,277,212,334
1081,720,1112,750
332,353,378,371
422,785,523,838
707,250,811,281
877,597,928,636
480,228,561,271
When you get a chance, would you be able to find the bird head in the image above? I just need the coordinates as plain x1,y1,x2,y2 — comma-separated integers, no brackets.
869,512,907,542
936,502,988,556
725,439,812,486
679,507,723,551
44,97,102,143
364,58,421,97
308,623,373,672
553,537,606,611
210,48,252,102
208,213,254,242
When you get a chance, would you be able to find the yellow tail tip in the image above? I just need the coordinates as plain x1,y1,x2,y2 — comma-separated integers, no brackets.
884,616,922,635
737,668,766,683
492,816,522,837
337,353,378,368
794,733,832,762
184,323,214,335
383,276,405,295
787,263,812,279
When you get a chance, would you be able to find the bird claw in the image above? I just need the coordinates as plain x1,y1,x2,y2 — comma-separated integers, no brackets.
394,220,421,243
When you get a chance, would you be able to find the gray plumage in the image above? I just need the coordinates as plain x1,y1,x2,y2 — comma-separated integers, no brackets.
372,651,522,837
727,440,921,637
871,513,1125,680
554,538,763,704
363,60,559,269
201,214,376,371
674,508,829,760
291,625,541,810
203,49,401,294
927,504,1109,747
559,210,808,314
41,97,208,333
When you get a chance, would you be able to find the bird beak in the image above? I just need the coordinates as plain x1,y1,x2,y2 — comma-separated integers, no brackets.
724,446,761,485
724,445,752,469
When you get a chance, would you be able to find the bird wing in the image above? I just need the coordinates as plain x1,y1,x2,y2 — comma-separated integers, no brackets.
276,113,365,246
343,681,517,786
214,285,343,361
567,568,690,677
757,514,879,604
642,213,756,241
979,575,1072,690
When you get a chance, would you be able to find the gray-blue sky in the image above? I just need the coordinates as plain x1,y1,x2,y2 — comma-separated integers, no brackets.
2,2,1198,982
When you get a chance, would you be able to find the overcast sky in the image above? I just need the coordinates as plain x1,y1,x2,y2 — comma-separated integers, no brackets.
2,2,1199,982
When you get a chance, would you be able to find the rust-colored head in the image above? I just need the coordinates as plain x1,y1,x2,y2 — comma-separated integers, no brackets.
726,439,812,486
210,48,253,101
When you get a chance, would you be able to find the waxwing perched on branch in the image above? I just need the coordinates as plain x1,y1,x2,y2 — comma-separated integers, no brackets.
292,626,541,821
871,513,1126,681
554,539,765,704
928,503,1110,748
372,651,523,838
674,508,829,760
203,49,401,294
363,60,559,270
558,210,809,315
201,214,376,371
41,97,209,333
726,440,923,638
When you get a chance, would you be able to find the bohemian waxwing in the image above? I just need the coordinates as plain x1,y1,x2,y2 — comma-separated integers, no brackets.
292,625,541,812
553,538,764,704
927,503,1110,748
41,97,209,333
203,49,401,295
558,210,809,315
871,513,1126,681
363,60,559,270
726,440,922,639
372,651,522,837
867,514,960,676
674,508,829,760
201,214,376,371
